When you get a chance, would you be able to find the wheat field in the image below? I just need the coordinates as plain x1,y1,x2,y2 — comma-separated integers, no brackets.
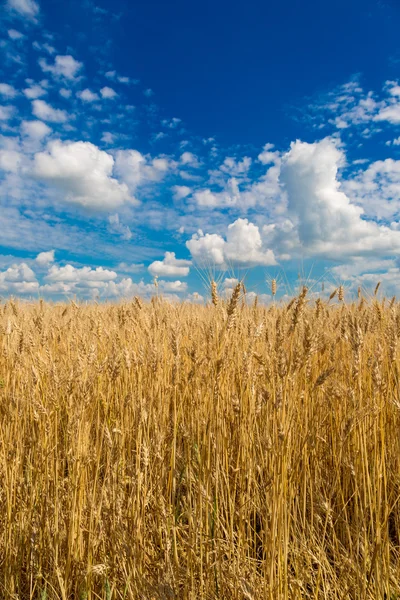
1,285,400,599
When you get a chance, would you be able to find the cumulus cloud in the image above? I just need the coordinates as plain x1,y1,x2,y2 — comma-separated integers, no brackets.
99,278,187,299
258,143,280,165
276,138,400,259
38,262,187,299
0,149,22,173
100,86,117,99
191,150,280,211
23,84,46,99
172,185,192,201
77,88,99,102
219,156,252,176
32,99,67,122
7,0,39,20
101,132,115,145
0,106,16,121
45,264,117,283
186,232,225,265
328,258,400,298
330,257,396,280
21,119,51,139
114,149,176,193
35,249,55,266
59,88,72,99
187,218,276,266
33,140,132,210
343,158,400,220
39,55,83,80
8,29,25,40
160,280,187,292
148,252,191,277
180,152,200,167
0,83,18,99
40,264,122,298
0,263,39,295
374,104,400,125
193,178,241,208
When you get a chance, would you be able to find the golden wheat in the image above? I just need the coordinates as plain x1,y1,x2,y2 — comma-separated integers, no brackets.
0,293,400,599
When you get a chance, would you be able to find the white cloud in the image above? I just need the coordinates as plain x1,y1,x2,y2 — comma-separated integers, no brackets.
172,185,191,201
240,163,281,210
186,231,225,265
23,84,47,99
77,88,99,102
45,264,117,284
193,178,241,208
0,149,22,173
373,81,400,124
37,261,187,299
153,132,166,142
108,213,132,240
148,252,191,277
59,88,72,99
114,149,176,193
313,79,400,129
0,106,16,121
258,143,280,165
101,132,115,144
35,249,55,266
117,262,144,273
100,86,117,99
7,0,39,20
8,29,24,40
0,263,39,295
33,140,132,210
387,81,400,97
144,88,154,97
190,149,280,211
276,138,400,259
32,99,67,122
159,280,187,293
187,218,276,267
328,258,400,298
330,257,396,280
223,277,239,289
162,117,181,129
180,151,200,167
374,104,400,125
39,55,83,80
32,41,55,54
98,277,186,299
186,292,205,304
0,83,18,99
219,156,252,176
21,119,51,139
343,158,400,220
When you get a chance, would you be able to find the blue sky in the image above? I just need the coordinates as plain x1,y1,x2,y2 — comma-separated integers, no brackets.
1,0,400,302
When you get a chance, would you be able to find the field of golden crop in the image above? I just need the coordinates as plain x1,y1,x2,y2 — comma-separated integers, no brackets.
1,285,400,599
